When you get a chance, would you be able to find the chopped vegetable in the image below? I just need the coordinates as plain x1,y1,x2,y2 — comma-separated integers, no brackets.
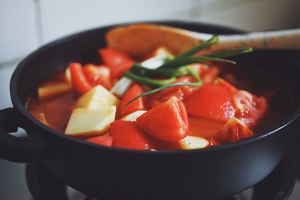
121,110,147,121
189,116,225,139
110,77,133,97
99,48,134,79
69,62,92,95
119,84,145,117
179,136,209,150
211,117,254,145
76,85,119,109
110,120,152,150
65,106,116,137
83,64,112,89
184,84,236,122
38,83,72,100
233,90,268,128
136,98,189,141
86,135,113,147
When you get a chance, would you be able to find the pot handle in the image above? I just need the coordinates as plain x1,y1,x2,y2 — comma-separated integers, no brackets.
0,108,52,162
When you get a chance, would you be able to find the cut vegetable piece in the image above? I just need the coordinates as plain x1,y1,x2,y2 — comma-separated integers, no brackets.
86,135,113,147
65,68,72,83
119,84,145,117
65,106,116,137
179,136,209,150
38,83,72,100
233,90,268,128
185,84,235,122
69,62,92,95
141,47,174,69
147,76,198,108
110,120,151,150
121,110,147,121
136,98,189,141
212,117,254,145
110,77,133,97
83,64,112,89
189,116,225,138
76,85,119,109
98,48,134,79
109,49,169,97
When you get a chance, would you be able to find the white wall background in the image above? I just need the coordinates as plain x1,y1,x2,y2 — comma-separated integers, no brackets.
0,0,300,65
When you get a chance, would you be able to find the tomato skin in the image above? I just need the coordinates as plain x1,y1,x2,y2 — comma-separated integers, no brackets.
119,84,145,117
137,98,189,141
189,116,225,139
110,120,151,150
98,48,134,79
212,117,254,145
83,64,112,89
86,135,113,147
233,90,268,128
184,84,235,122
69,62,92,95
147,76,198,108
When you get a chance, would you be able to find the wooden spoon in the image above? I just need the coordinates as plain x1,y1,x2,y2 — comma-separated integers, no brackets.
106,24,300,58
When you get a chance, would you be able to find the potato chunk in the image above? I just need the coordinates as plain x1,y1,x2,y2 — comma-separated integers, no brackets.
179,136,209,150
76,85,119,108
65,106,116,137
121,110,147,121
38,83,72,100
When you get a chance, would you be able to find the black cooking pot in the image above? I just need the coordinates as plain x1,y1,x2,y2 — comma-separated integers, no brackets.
0,21,299,200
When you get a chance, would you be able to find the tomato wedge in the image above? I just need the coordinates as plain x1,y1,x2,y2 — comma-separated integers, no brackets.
184,84,236,122
86,135,113,147
83,64,112,89
69,62,92,95
233,90,268,128
147,76,198,108
110,120,151,150
212,117,254,145
137,98,189,141
119,84,145,117
189,116,225,139
98,48,134,79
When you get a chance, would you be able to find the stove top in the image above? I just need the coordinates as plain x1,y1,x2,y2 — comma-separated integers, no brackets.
24,154,298,200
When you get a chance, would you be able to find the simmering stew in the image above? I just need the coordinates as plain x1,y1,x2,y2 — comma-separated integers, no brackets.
26,27,290,151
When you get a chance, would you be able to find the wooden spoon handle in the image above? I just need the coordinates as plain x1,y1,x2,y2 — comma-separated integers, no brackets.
215,29,300,50
158,26,300,50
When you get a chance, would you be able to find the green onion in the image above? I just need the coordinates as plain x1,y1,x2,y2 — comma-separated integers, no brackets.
123,68,202,112
158,55,235,69
132,63,189,77
124,72,176,87
206,47,253,58
122,35,253,110
179,35,219,57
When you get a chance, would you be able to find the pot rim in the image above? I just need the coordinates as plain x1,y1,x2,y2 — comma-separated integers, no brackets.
9,20,300,155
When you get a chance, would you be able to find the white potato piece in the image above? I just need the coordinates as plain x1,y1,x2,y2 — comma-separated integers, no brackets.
65,106,116,137
38,83,72,100
121,110,147,121
76,85,119,108
179,136,209,150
